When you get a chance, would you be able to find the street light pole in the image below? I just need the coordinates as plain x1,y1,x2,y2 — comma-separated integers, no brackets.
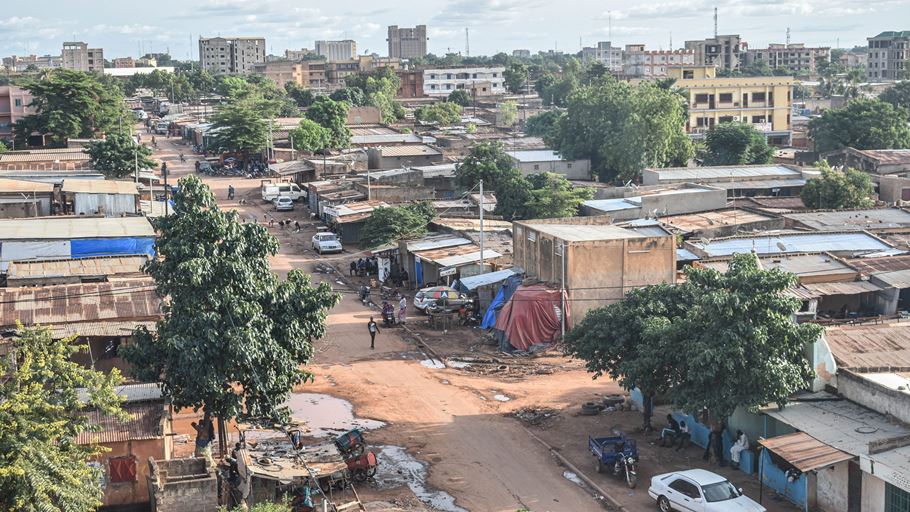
479,179,484,271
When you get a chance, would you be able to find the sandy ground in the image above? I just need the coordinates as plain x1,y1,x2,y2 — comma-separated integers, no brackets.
151,137,798,512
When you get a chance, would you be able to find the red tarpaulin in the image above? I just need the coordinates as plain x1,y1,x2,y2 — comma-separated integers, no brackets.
493,284,568,351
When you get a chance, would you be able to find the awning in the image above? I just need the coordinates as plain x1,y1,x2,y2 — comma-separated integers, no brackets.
802,281,883,296
48,320,158,338
759,432,853,472
433,249,502,268
457,268,523,291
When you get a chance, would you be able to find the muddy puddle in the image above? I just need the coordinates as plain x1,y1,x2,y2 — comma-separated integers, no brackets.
283,393,385,437
373,445,467,512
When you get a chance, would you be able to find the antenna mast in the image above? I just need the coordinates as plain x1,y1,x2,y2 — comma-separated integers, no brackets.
465,27,470,57
714,7,718,38
786,27,791,46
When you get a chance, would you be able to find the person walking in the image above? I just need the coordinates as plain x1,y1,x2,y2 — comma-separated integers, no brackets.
228,184,235,200
367,316,380,349
398,295,407,325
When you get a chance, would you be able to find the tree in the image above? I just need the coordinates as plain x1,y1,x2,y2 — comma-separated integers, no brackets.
547,77,692,183
289,119,331,153
306,97,351,148
343,67,403,123
493,169,534,220
330,87,366,106
809,99,910,153
801,161,874,209
0,326,123,511
207,100,271,166
414,102,462,125
122,176,340,445
703,122,774,166
85,133,156,179
524,110,564,138
880,81,910,117
504,62,529,94
524,172,594,218
498,100,518,127
565,253,821,428
359,202,436,248
286,83,316,108
14,69,126,146
0,140,7,154
455,141,515,190
448,89,471,107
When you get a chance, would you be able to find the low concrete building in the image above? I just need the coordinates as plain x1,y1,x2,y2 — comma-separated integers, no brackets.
684,231,897,259
824,148,910,176
323,200,390,244
0,178,54,217
659,208,784,239
783,208,910,233
580,184,727,220
61,179,140,216
513,216,676,320
148,457,217,512
366,145,444,169
507,150,591,180
642,164,810,197
0,148,93,170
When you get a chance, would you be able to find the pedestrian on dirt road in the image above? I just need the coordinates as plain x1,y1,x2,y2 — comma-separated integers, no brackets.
294,221,301,233
368,317,380,349
349,261,356,276
228,185,235,200
161,162,168,177
398,295,407,324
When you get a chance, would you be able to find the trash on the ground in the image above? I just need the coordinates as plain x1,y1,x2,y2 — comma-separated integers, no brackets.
419,359,445,369
563,471,584,487
510,407,559,427
493,394,511,402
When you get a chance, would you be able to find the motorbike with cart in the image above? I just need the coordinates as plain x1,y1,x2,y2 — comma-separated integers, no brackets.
589,434,639,488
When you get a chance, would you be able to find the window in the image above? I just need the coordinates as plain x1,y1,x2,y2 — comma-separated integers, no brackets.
886,483,910,512
108,456,137,484
446,73,452,79
683,70,694,79
719,93,733,103
752,115,766,123
472,73,477,78
752,92,766,102
14,99,21,107
668,479,701,499
719,116,734,123
694,93,710,104
567,163,572,169
430,74,436,79
492,72,498,77
533,164,540,170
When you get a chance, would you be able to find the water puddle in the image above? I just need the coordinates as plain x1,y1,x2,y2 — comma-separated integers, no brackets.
283,393,385,437
373,445,467,512
420,358,446,369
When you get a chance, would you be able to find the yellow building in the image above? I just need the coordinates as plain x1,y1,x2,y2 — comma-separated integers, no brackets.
667,66,794,145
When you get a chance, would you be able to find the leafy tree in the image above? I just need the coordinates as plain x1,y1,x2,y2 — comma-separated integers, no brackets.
448,89,471,107
524,172,594,218
306,96,351,148
455,141,515,190
414,102,462,125
207,100,271,166
801,161,874,209
122,176,340,446
359,202,436,248
703,122,773,166
524,110,563,138
880,81,910,117
493,169,533,220
330,87,365,106
547,77,692,183
566,253,821,428
809,99,910,152
85,133,156,179
504,62,529,94
535,73,577,107
289,118,331,153
0,326,123,511
0,140,7,154
286,83,316,108
498,100,518,127
14,69,127,146
344,67,403,123
584,62,609,84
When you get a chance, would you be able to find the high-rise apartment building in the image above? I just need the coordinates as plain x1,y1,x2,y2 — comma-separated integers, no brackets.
685,35,744,72
623,45,696,77
387,25,428,60
744,43,830,75
315,40,357,62
867,31,910,80
581,41,623,73
62,42,104,73
199,37,266,75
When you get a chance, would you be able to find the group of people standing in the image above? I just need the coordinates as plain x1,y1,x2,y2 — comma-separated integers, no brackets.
660,414,751,469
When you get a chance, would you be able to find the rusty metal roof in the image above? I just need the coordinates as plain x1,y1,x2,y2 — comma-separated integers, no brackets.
412,243,482,262
61,179,139,195
824,322,910,369
848,254,910,274
758,432,854,472
47,320,157,338
6,255,149,280
802,280,883,296
855,149,910,166
0,178,54,193
0,278,161,328
76,401,164,445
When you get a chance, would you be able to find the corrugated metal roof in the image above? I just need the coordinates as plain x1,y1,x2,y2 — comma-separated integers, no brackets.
7,255,149,279
677,248,700,261
0,178,54,193
687,232,894,257
413,243,482,262
701,253,857,280
784,209,910,231
434,249,502,267
661,209,775,232
758,432,854,472
48,320,157,338
0,278,161,328
523,223,647,242
352,133,422,144
848,254,910,274
802,281,883,296
62,180,139,195
508,149,570,163
651,164,801,181
457,268,522,290
583,198,641,212
76,401,164,445
0,216,154,240
709,179,806,190
824,323,910,369
406,235,472,252
378,145,442,157
855,148,910,166
0,151,89,163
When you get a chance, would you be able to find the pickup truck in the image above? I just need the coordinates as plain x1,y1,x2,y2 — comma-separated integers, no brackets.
261,180,304,202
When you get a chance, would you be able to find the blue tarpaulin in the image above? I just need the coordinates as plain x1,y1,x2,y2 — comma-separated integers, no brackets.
481,273,522,329
455,268,523,292
70,238,155,258
415,258,423,286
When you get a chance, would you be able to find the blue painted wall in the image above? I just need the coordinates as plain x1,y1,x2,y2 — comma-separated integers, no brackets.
759,448,808,511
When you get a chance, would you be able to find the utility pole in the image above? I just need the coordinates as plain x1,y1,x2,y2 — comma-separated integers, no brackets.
465,28,470,58
714,7,718,38
560,242,566,339
786,27,791,46
478,179,484,271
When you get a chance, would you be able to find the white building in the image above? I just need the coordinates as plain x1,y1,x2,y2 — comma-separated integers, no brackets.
623,44,696,77
867,31,910,80
582,41,623,73
199,37,266,75
507,149,591,180
422,67,506,97
62,42,104,73
314,40,357,62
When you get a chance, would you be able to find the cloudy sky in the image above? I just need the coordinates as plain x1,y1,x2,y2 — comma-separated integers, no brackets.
1,0,907,60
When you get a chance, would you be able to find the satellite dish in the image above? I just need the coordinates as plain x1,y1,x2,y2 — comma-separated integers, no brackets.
776,242,788,252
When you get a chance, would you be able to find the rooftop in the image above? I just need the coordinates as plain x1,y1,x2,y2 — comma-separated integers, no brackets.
523,223,648,242
405,234,473,252
61,179,139,195
647,164,802,181
378,145,442,157
6,255,149,280
758,432,854,473
507,149,579,163
0,178,54,194
352,133,422,145
76,400,164,445
685,231,895,258
661,209,776,233
699,253,857,280
851,148,910,166
0,216,154,240
783,208,910,232
824,322,910,370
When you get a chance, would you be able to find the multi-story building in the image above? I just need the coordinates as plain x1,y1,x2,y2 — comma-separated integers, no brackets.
684,35,744,72
357,55,401,73
326,60,361,86
667,65,793,145
315,40,357,62
839,47,868,69
111,57,136,68
581,41,623,73
254,60,327,90
623,45,696,77
0,86,36,140
397,70,424,98
285,49,314,61
198,37,266,75
62,42,104,73
867,31,910,80
744,43,830,75
136,56,158,67
2,54,62,72
512,49,531,59
422,67,506,97
388,25,428,60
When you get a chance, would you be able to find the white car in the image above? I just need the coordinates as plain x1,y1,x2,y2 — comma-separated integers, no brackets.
648,469,766,512
311,232,343,254
273,196,295,211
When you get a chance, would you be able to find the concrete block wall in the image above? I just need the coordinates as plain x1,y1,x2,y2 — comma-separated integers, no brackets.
148,457,218,512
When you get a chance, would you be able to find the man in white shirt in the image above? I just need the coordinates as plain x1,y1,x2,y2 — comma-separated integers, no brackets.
730,430,749,468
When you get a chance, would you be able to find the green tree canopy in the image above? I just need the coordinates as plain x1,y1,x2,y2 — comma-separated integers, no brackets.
343,67,403,123
493,168,534,220
498,100,518,127
809,98,910,152
703,122,774,166
206,100,271,164
880,81,910,117
85,133,156,179
123,176,340,437
455,141,515,190
359,202,436,248
306,97,351,148
330,87,366,106
447,89,471,107
414,102,463,125
289,118,331,153
14,69,127,146
524,110,564,138
546,77,692,183
524,172,594,218
565,253,822,428
504,62,529,93
285,83,316,108
0,326,123,511
800,161,874,209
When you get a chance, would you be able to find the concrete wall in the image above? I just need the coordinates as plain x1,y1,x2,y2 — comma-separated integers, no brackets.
838,370,910,425
643,188,728,216
376,153,443,170
516,159,591,180
148,457,218,512
0,196,51,217
862,473,886,512
817,462,850,512
98,438,167,509
879,175,910,203
353,183,435,202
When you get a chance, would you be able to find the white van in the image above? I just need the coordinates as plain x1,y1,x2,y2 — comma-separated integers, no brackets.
155,121,169,135
261,181,304,202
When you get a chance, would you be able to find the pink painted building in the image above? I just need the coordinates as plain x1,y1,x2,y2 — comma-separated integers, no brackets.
0,86,36,140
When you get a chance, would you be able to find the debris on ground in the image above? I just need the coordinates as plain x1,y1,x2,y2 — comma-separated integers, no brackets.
510,407,560,427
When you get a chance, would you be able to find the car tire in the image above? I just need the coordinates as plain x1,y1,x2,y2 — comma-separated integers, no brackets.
657,495,672,512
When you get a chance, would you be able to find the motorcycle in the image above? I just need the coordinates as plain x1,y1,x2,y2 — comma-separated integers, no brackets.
613,452,639,489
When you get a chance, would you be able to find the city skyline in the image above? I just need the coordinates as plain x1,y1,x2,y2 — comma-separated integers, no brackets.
1,0,906,60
